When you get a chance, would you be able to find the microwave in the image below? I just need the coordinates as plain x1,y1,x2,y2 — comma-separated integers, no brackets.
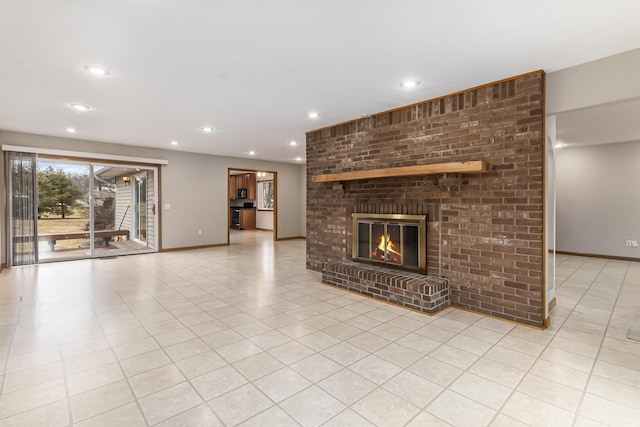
237,188,248,199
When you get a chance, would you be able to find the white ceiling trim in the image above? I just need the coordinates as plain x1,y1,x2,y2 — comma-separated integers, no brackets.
2,145,169,165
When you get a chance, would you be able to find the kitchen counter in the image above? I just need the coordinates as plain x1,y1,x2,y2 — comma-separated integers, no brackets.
230,207,256,230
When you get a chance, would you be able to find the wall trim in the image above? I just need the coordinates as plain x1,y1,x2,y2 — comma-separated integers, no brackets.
556,250,640,262
161,243,228,252
276,236,305,241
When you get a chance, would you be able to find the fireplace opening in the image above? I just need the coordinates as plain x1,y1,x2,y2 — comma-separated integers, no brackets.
352,213,427,273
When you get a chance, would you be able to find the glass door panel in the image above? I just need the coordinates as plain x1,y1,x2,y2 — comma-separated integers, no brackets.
133,172,148,243
36,161,91,261
8,152,37,266
92,165,155,255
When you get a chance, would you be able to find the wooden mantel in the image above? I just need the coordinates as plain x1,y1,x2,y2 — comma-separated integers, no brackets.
312,160,489,183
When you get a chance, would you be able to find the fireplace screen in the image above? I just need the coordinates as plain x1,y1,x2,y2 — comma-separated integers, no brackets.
352,213,426,273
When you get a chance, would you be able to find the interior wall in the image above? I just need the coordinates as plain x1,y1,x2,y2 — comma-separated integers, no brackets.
556,140,640,258
547,47,640,114
0,130,306,260
545,115,557,311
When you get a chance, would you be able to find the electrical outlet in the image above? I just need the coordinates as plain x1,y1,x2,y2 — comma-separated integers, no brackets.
197,229,202,235
633,240,638,248
626,240,633,247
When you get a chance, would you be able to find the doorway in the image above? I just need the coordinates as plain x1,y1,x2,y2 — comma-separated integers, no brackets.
7,153,158,265
227,168,277,245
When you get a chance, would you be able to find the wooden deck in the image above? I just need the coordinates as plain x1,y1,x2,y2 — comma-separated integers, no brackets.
14,230,130,251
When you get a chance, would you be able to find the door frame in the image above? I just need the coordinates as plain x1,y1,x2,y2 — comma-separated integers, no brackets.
6,154,161,264
227,168,278,245
131,171,149,245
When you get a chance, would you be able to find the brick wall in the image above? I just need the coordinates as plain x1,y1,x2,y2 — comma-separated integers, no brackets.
306,72,545,327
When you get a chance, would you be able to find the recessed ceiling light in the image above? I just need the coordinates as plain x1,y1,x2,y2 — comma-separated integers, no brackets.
295,157,303,162
84,66,109,76
308,112,319,119
201,127,214,133
170,141,178,146
64,127,77,133
401,80,420,88
555,143,564,149
249,151,256,155
290,141,297,146
70,103,90,111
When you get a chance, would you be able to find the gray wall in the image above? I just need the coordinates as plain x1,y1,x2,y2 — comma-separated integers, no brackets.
547,47,640,114
0,130,305,261
556,140,640,258
548,49,640,259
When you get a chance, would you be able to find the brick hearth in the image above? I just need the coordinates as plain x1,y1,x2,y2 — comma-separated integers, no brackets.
323,260,449,314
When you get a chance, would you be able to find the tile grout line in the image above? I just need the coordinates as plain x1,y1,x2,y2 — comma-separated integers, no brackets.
2,241,637,426
485,255,600,426
83,271,153,427
570,259,631,427
0,266,72,425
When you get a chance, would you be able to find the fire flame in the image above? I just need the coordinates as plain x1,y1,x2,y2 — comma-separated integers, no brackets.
372,234,401,262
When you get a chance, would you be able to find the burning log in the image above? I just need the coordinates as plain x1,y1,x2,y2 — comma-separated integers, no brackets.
372,234,401,263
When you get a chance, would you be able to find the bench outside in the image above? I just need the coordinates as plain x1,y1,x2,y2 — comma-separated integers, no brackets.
14,230,130,251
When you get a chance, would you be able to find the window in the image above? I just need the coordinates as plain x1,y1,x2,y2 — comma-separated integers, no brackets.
258,180,274,210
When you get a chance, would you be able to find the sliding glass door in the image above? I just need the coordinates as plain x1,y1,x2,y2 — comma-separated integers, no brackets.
7,154,158,265
132,172,148,244
7,152,37,265
37,161,91,261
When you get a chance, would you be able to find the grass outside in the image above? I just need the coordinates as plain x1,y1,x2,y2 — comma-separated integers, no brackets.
38,207,91,251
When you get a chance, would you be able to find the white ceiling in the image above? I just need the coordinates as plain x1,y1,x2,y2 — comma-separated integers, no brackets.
1,0,640,163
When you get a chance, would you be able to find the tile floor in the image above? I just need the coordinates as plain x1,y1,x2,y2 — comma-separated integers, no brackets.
0,230,639,426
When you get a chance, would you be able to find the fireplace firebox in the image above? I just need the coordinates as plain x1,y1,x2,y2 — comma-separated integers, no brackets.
352,213,427,274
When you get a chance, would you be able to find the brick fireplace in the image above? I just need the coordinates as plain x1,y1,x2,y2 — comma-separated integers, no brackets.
306,71,546,327
352,213,427,274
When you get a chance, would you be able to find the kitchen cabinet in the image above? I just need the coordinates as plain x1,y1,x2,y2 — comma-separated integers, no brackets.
230,207,256,230
240,208,256,230
247,173,257,199
229,173,257,200
240,174,248,190
229,175,237,200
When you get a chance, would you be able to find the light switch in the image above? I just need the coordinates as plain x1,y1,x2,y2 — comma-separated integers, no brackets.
164,203,171,210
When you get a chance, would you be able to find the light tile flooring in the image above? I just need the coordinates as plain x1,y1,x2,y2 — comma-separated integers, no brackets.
0,230,639,426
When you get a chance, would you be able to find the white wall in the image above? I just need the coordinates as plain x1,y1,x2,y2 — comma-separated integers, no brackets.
0,130,305,260
255,173,274,231
256,211,273,230
545,115,556,312
547,47,640,114
547,48,640,260
556,140,640,258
